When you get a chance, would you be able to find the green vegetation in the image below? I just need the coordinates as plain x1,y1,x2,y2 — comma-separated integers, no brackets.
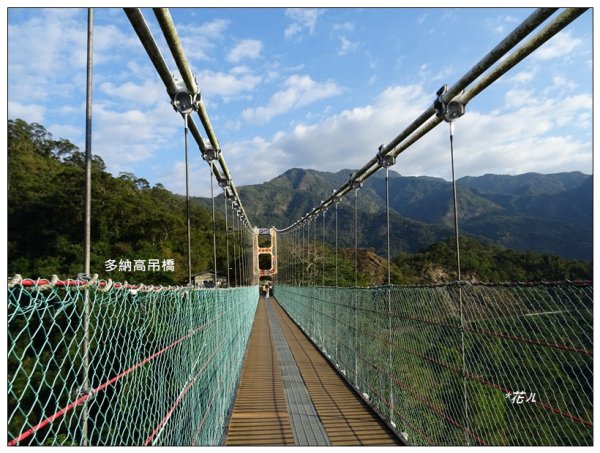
208,167,592,261
277,283,593,445
8,284,258,445
7,119,593,446
9,119,591,286
393,236,592,284
278,236,591,288
8,119,248,285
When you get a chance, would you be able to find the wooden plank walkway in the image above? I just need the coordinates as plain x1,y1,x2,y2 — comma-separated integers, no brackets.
225,296,295,446
225,296,401,446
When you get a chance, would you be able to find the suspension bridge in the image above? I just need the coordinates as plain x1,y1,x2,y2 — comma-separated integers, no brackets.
7,7,593,447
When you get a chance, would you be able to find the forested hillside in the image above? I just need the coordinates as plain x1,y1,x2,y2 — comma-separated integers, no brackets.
8,119,592,285
7,119,231,285
206,167,593,261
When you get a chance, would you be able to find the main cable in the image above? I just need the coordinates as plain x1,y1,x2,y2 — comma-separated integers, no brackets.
448,120,468,445
210,161,218,286
224,195,230,286
184,113,192,286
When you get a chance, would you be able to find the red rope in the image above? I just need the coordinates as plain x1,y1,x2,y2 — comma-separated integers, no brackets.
464,371,593,428
191,374,227,446
335,335,489,445
337,327,593,433
465,326,593,355
15,278,174,290
350,374,436,445
374,312,592,357
7,309,230,446
144,337,228,445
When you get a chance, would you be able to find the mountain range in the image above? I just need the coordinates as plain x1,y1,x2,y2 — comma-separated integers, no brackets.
195,168,592,262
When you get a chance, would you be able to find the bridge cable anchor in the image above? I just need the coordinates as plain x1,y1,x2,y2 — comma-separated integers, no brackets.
202,139,221,162
171,75,200,115
349,172,363,191
376,144,396,168
433,84,466,123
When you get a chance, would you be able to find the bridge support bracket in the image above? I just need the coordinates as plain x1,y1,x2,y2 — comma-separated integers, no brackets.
433,84,466,123
377,144,396,167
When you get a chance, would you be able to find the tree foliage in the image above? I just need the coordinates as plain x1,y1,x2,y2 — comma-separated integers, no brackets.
393,236,592,284
8,119,591,286
8,119,243,285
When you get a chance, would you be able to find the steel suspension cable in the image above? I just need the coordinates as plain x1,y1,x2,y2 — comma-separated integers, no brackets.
82,8,93,446
458,8,587,106
335,201,339,287
126,8,252,228
244,223,249,285
385,165,394,425
210,161,218,286
224,196,230,286
274,8,590,233
184,114,192,285
354,188,359,287
449,122,462,284
385,166,391,286
237,216,242,285
322,210,326,287
334,200,339,358
232,209,238,286
239,215,244,285
313,217,317,286
353,188,359,383
236,212,241,286
448,120,468,445
301,224,308,286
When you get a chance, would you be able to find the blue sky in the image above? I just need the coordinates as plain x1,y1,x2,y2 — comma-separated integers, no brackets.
6,5,593,197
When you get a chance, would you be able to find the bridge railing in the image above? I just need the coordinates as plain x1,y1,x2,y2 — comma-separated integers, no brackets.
276,282,593,446
7,279,259,446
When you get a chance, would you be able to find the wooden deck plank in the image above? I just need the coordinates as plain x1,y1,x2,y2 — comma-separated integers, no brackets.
224,296,402,446
271,298,402,446
224,298,294,446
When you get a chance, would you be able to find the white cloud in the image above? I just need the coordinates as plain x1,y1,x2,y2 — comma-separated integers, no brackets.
156,160,214,197
504,89,537,108
333,22,354,32
416,13,428,25
533,31,582,61
241,75,342,124
509,69,536,84
178,19,230,61
8,101,46,124
338,37,359,56
196,70,262,99
46,123,83,142
99,79,167,107
487,15,522,36
94,23,141,65
432,65,454,82
270,85,428,170
200,18,230,36
8,10,86,101
227,39,263,63
552,75,578,92
284,8,324,39
222,84,591,190
91,101,180,175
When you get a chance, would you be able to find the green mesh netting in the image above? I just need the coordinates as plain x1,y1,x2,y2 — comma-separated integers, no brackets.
276,282,593,446
8,282,259,446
